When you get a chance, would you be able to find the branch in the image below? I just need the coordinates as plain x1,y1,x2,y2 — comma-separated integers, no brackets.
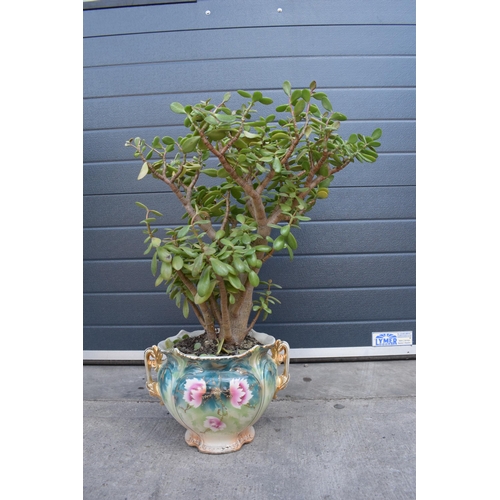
197,127,270,237
215,275,231,342
209,296,222,326
176,270,216,336
186,298,206,330
245,309,262,335
256,131,303,196
220,191,231,233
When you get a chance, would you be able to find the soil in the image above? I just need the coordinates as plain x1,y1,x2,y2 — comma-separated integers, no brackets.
172,332,263,356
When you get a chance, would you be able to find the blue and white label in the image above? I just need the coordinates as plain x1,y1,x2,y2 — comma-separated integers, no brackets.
372,331,413,347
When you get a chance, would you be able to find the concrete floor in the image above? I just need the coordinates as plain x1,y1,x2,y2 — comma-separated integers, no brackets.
83,360,416,499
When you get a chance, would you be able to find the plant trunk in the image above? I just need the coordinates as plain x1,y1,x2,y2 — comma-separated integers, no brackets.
221,287,255,346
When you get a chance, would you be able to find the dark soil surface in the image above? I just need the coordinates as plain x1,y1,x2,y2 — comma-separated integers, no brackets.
172,332,263,356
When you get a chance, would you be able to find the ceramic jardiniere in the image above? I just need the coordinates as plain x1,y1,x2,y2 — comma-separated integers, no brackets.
144,329,290,454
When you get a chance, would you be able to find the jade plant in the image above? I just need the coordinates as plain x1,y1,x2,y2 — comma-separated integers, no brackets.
125,80,381,352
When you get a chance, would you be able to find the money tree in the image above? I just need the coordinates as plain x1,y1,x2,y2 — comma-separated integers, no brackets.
126,80,381,352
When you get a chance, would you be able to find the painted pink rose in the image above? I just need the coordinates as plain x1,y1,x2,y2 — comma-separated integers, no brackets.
229,378,253,408
183,378,206,408
203,416,226,432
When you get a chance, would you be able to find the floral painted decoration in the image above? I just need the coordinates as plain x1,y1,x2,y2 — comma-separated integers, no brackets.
204,417,226,432
183,378,206,408
229,378,253,408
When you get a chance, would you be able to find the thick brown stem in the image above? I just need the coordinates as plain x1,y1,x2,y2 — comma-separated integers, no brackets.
228,292,255,345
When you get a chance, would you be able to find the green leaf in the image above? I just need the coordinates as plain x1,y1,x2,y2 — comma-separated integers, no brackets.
271,132,290,141
162,136,175,145
138,162,149,180
170,102,185,114
192,254,204,277
273,235,286,251
321,98,333,112
248,270,260,287
309,80,317,91
223,92,231,102
217,168,230,178
254,245,272,253
172,255,184,271
211,258,229,277
160,262,172,281
309,103,321,117
331,112,347,121
220,238,233,247
237,90,252,98
312,92,327,100
135,202,148,210
359,150,378,162
182,299,190,319
151,252,158,276
371,128,383,140
286,232,298,250
197,267,211,297
204,114,219,126
232,256,247,273
283,81,292,96
204,130,226,142
177,225,190,238
157,247,172,262
228,273,245,291
252,91,263,102
275,104,288,112
348,134,358,144
202,168,219,177
291,89,302,104
272,157,282,173
259,97,274,105
181,136,200,153
243,130,260,139
302,89,311,102
280,224,290,236
294,100,306,117
216,113,238,123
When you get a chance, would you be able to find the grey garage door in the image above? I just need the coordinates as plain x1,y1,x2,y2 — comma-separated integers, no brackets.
83,0,416,356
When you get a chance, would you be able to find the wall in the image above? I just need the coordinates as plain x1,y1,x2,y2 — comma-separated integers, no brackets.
83,0,416,352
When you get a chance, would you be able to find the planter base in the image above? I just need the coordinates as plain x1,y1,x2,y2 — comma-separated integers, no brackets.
185,426,255,454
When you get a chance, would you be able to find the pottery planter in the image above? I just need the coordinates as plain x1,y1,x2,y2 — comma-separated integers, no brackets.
144,329,290,454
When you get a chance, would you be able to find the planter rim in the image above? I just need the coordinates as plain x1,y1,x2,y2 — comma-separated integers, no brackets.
157,329,276,361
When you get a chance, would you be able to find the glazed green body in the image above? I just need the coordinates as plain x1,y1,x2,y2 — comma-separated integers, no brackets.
156,330,279,439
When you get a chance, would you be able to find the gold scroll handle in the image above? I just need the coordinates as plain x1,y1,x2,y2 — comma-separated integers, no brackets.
144,345,164,403
271,340,290,398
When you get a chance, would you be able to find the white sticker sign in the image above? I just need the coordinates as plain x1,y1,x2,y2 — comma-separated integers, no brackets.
372,331,413,347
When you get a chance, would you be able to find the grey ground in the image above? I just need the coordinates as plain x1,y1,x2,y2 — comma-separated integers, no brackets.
83,360,416,500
